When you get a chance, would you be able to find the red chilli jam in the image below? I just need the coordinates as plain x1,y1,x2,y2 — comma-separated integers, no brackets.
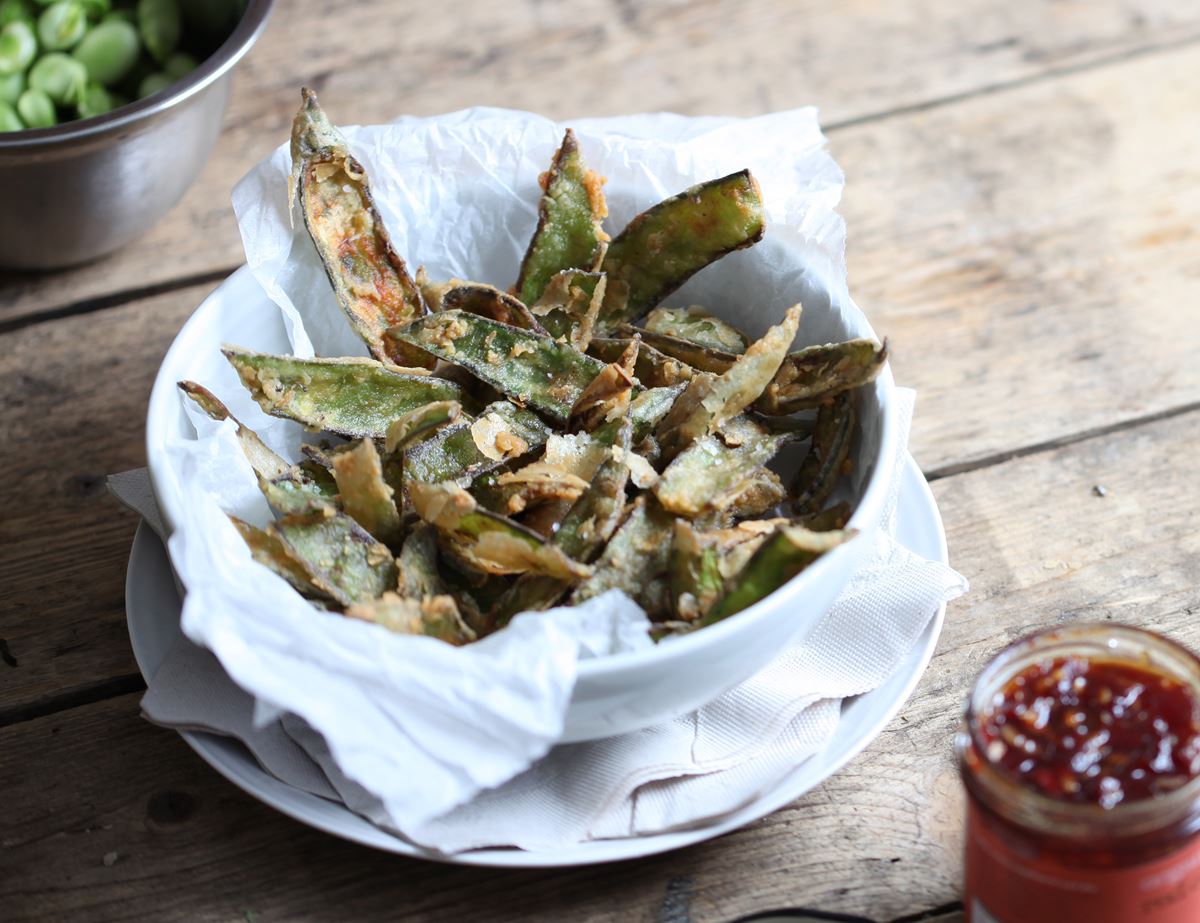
958,624,1200,923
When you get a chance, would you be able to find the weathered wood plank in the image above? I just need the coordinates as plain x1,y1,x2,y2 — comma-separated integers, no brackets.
3,406,1198,922
0,284,209,715
836,40,1200,471
2,0,1197,321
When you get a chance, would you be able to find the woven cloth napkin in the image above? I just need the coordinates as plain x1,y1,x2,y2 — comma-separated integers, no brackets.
114,390,966,853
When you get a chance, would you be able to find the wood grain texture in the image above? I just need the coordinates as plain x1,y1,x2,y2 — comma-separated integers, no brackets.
0,284,209,716
836,40,1200,471
2,0,1198,322
3,408,1198,922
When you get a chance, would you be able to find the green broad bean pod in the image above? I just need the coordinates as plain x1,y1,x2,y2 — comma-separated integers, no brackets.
136,0,178,63
0,96,23,128
37,1,88,51
160,47,191,76
72,17,139,84
0,2,35,28
16,84,54,125
0,20,37,75
135,69,168,96
75,79,112,115
28,50,86,102
0,67,23,101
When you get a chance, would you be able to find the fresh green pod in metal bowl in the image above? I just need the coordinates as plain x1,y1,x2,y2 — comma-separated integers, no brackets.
16,85,54,125
0,67,23,101
75,80,114,116
37,1,89,51
29,51,88,103
0,96,22,128
137,0,179,63
71,17,140,85
0,19,37,74
0,1,35,28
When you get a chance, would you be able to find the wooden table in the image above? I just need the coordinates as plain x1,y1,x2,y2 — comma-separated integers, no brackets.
3,1,1199,919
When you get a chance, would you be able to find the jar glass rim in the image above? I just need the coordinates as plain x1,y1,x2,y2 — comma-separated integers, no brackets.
960,623,1200,840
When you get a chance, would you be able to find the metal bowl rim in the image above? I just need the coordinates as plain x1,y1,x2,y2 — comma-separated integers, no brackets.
0,0,274,150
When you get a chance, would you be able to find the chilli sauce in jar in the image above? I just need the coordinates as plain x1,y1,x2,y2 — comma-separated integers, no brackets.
957,624,1200,923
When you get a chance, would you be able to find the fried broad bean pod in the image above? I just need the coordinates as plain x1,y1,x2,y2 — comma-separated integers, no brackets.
666,519,784,615
179,380,290,480
395,525,447,598
589,336,695,388
290,88,430,368
414,268,459,312
515,128,608,307
592,383,681,446
798,501,853,532
568,339,637,433
409,481,589,581
643,306,748,354
181,381,342,514
257,470,340,516
383,400,463,455
708,519,786,579
441,283,547,334
223,347,460,439
476,465,589,517
386,310,606,425
598,170,765,331
396,524,491,639
379,399,463,499
231,516,334,602
656,303,801,461
669,520,724,622
794,392,857,515
570,496,675,608
481,385,672,534
346,592,476,646
531,269,606,348
618,325,734,374
330,439,402,544
757,338,888,415
721,467,787,520
296,460,340,505
403,400,550,488
488,420,634,628
654,427,791,517
524,384,680,489
271,510,400,607
625,328,886,414
701,525,852,626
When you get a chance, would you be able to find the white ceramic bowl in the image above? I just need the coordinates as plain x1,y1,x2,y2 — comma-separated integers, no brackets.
147,242,896,743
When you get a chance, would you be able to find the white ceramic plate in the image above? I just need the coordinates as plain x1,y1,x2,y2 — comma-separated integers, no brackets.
126,452,946,867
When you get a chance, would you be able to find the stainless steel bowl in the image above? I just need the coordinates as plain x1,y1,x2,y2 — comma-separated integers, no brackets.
0,0,273,270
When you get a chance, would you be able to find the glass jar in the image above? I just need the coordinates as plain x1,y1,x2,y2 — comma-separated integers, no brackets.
957,623,1200,923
